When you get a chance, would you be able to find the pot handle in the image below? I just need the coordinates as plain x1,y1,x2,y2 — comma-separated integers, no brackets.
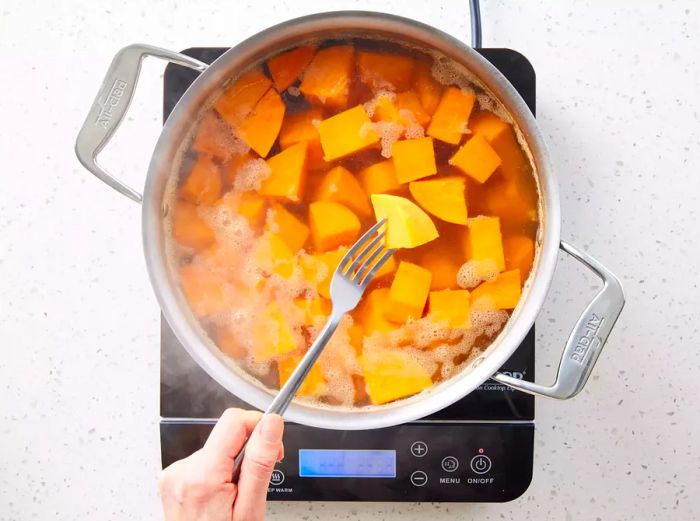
74,44,208,203
492,241,625,399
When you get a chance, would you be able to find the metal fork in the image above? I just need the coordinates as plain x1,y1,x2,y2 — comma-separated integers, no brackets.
232,219,395,480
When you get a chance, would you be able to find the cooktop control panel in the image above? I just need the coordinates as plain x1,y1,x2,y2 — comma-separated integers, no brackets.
161,422,533,502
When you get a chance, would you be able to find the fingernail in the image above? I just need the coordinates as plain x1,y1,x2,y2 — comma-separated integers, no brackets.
260,414,284,443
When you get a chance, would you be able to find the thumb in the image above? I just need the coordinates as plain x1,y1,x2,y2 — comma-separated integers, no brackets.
232,414,284,521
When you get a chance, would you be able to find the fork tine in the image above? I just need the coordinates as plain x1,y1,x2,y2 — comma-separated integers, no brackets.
346,231,385,278
337,219,387,273
351,241,386,283
359,248,396,287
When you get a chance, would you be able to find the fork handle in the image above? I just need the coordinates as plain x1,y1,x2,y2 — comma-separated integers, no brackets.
231,311,344,481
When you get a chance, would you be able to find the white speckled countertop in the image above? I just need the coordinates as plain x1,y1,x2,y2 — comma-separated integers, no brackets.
1,0,699,519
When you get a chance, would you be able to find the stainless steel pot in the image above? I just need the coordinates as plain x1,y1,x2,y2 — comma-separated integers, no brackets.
75,11,625,430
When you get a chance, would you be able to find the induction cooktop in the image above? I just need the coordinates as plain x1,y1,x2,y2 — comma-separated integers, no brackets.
160,46,537,503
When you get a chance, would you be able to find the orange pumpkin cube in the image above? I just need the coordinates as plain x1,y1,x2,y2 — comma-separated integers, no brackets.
391,136,437,183
234,191,267,228
408,176,467,225
318,105,380,161
370,194,439,249
179,155,222,205
467,216,506,275
222,152,254,188
300,247,347,299
413,61,443,115
361,348,432,405
300,45,354,108
237,88,286,157
265,203,310,252
294,296,331,324
429,289,471,328
355,288,394,334
357,51,414,92
214,68,272,126
450,134,502,184
385,261,432,323
179,263,230,317
427,87,476,144
316,165,372,218
279,108,325,170
395,90,431,127
251,302,298,361
214,325,247,359
267,45,316,91
480,176,538,231
191,111,237,160
278,355,326,397
253,232,295,279
470,112,528,181
468,111,510,142
504,235,535,282
358,160,401,196
471,269,522,310
171,200,216,251
420,249,461,290
260,141,308,201
309,201,361,253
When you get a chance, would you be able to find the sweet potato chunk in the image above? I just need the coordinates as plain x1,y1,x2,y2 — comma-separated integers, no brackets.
266,203,310,252
318,105,379,161
179,155,222,205
278,355,326,397
467,216,506,276
172,200,216,251
480,176,538,231
471,269,522,310
279,108,324,170
408,176,467,225
504,235,535,282
450,134,502,184
427,87,476,144
395,90,431,127
371,194,438,249
469,111,510,142
214,68,272,126
357,51,414,92
300,45,354,108
385,261,432,323
309,201,361,252
237,88,286,157
429,289,471,328
179,263,230,317
413,61,443,115
267,45,316,91
391,136,437,183
361,348,432,405
358,160,400,195
316,165,372,218
260,141,308,201
252,302,298,361
355,288,394,334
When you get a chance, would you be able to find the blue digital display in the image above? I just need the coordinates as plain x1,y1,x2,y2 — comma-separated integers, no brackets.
298,449,396,478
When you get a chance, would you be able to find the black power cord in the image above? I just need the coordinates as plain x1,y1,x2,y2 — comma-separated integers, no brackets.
469,0,483,48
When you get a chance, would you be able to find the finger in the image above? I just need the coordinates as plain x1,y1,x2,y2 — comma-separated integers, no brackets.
233,414,284,521
204,408,262,461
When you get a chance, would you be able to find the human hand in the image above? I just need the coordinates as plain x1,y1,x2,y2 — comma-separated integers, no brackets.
159,408,285,521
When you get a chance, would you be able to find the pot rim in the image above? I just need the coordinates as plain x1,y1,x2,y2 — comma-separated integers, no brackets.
143,10,561,430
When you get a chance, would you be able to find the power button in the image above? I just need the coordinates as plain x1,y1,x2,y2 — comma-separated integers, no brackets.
469,454,492,475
